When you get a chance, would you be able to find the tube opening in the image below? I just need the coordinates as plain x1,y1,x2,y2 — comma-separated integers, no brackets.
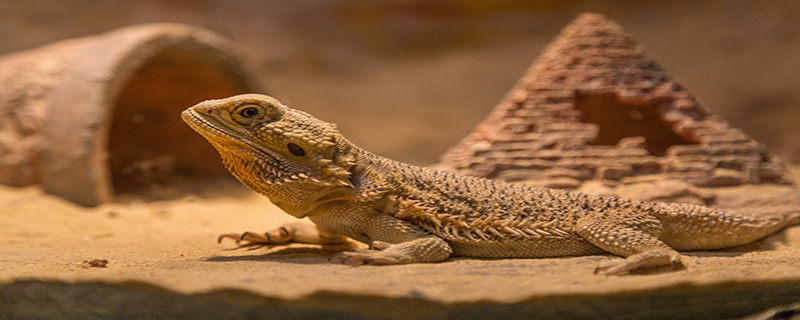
108,47,250,199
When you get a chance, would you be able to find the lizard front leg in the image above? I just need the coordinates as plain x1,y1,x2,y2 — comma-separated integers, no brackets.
317,212,453,265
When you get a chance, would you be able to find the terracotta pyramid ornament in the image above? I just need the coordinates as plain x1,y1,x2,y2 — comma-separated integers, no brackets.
438,13,795,205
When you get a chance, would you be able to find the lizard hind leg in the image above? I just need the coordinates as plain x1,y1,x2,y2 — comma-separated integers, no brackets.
576,212,682,275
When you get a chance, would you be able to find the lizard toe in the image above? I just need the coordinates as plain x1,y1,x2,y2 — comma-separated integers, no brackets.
363,256,400,265
369,241,392,250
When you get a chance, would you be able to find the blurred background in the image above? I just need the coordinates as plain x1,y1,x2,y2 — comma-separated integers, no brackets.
2,0,799,166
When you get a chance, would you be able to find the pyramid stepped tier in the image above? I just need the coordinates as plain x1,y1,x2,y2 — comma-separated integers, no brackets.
438,13,795,205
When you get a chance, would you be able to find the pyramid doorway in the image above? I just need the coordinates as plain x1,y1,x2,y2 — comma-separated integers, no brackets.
576,93,698,157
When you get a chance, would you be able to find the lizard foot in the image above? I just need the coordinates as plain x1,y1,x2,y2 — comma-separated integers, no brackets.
328,241,401,265
217,222,351,247
329,236,452,265
328,249,401,265
218,226,292,246
594,249,682,275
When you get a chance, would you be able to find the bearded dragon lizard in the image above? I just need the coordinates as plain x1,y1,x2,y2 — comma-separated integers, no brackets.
181,94,800,274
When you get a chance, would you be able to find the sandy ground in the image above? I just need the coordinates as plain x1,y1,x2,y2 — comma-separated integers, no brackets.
2,3,800,319
1,169,800,319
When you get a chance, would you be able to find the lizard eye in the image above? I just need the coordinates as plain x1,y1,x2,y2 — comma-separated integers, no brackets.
287,143,306,156
240,107,260,118
232,105,266,124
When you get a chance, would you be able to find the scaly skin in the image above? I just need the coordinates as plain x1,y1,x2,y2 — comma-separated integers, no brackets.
182,94,800,274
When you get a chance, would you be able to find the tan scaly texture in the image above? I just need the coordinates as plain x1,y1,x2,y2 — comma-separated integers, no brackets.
182,94,800,274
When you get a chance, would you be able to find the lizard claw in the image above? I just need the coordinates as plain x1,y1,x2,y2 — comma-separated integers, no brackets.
217,233,243,244
328,252,350,262
328,252,348,262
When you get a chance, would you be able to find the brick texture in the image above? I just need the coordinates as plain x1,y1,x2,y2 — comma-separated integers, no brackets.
438,13,794,197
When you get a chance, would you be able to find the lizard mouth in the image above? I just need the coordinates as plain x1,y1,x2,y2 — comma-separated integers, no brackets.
182,109,235,142
182,108,277,156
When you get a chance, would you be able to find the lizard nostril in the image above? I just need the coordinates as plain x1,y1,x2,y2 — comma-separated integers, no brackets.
194,105,215,115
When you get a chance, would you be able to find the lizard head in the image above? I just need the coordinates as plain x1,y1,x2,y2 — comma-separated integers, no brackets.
181,94,355,194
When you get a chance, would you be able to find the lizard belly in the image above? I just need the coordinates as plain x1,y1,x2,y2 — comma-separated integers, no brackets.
447,237,604,258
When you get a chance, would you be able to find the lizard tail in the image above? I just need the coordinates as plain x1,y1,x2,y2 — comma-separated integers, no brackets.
740,205,800,234
659,203,800,251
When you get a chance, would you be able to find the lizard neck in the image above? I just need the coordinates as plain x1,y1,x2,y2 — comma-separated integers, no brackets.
216,142,354,218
